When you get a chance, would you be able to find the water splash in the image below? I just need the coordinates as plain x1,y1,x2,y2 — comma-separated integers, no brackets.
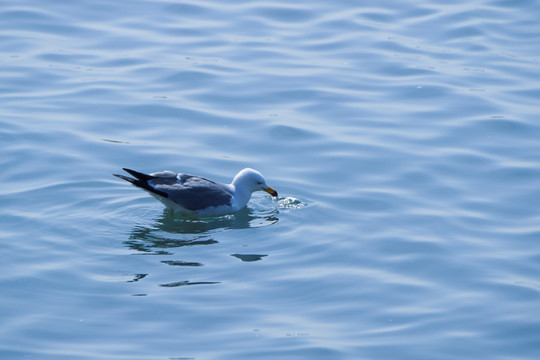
278,196,307,210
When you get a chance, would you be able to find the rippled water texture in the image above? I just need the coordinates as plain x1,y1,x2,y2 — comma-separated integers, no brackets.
1,0,540,359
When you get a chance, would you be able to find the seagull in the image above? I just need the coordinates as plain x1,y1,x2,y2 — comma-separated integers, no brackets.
113,168,278,216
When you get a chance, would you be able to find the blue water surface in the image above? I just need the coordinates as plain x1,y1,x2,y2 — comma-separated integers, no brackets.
1,0,540,359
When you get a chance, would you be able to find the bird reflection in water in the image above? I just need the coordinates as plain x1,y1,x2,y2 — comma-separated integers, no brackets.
125,206,278,253
123,206,278,288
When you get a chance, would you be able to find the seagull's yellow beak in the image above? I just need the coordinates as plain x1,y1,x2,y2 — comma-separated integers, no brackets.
263,186,278,197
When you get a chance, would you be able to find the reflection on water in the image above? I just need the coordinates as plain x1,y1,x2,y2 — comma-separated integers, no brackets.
125,207,278,253
231,254,268,262
161,260,203,267
126,274,148,283
122,206,279,287
127,206,278,245
159,280,221,288
125,229,217,255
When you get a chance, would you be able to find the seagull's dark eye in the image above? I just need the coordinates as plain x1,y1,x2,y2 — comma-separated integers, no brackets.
256,181,263,185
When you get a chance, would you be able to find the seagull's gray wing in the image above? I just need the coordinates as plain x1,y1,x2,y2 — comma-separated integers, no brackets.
114,168,233,211
151,173,233,211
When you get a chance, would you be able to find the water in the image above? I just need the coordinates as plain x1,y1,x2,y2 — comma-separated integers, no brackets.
1,0,540,359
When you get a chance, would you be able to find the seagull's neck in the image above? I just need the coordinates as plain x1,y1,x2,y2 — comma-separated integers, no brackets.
229,181,252,209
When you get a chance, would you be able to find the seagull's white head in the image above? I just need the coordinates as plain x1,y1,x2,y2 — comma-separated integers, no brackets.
232,168,278,197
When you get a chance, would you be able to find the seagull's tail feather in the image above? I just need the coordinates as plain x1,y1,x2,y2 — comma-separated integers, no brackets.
121,168,154,181
112,173,137,184
113,168,169,198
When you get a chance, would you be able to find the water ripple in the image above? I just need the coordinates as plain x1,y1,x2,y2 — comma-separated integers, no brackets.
2,0,540,359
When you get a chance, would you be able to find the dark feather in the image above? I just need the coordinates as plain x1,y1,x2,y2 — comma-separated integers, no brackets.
113,168,234,211
154,174,232,210
113,169,169,198
122,168,154,182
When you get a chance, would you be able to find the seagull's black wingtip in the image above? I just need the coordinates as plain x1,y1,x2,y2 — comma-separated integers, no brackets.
122,168,154,181
113,168,169,199
113,173,136,184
